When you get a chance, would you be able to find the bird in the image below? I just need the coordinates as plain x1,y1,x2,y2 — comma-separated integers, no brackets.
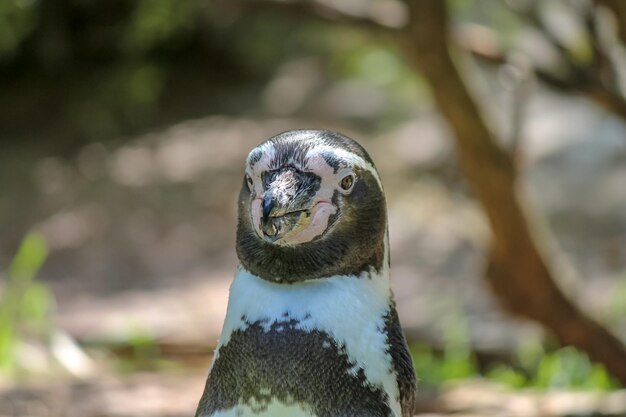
195,129,417,417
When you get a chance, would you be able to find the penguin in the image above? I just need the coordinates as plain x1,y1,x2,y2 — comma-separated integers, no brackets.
195,130,417,417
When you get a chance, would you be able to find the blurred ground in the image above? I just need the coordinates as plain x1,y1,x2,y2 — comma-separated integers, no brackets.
2,373,626,417
1,86,625,355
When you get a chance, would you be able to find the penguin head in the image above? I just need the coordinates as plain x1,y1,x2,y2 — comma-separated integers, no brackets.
236,130,387,283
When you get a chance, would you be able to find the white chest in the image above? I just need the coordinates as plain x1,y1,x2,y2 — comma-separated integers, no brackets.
210,267,402,417
210,401,312,417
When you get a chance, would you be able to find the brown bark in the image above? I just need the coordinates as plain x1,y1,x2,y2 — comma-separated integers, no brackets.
400,0,626,385
595,0,626,46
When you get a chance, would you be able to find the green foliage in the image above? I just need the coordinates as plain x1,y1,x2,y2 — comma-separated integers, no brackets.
605,273,626,325
487,342,617,391
115,326,164,373
410,302,617,390
327,37,427,128
0,0,38,60
411,342,477,386
411,310,478,386
0,232,52,374
126,0,198,52
411,319,618,390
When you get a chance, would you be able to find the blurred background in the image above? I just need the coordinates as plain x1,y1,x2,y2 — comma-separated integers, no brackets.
1,0,626,416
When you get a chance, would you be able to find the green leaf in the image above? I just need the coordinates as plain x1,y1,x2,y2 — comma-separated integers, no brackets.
21,282,52,326
8,232,48,284
0,232,51,375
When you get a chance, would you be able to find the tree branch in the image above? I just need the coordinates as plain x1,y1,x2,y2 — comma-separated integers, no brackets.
215,0,405,32
455,23,626,121
595,0,626,46
228,0,626,122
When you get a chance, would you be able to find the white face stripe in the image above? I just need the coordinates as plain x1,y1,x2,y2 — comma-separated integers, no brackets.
246,142,276,175
246,142,382,190
304,145,382,190
214,261,401,417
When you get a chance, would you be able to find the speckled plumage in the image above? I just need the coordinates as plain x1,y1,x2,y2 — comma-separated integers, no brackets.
195,130,417,417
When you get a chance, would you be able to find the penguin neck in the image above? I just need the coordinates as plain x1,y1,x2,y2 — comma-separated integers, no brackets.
236,223,389,283
227,229,391,326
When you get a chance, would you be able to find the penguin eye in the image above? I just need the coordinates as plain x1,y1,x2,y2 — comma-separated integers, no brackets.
245,174,254,191
340,174,355,192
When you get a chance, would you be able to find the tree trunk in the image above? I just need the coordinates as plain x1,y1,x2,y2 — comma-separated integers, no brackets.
401,0,626,384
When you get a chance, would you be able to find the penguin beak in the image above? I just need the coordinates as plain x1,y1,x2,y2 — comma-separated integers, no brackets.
260,195,284,242
259,169,314,243
262,194,279,223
